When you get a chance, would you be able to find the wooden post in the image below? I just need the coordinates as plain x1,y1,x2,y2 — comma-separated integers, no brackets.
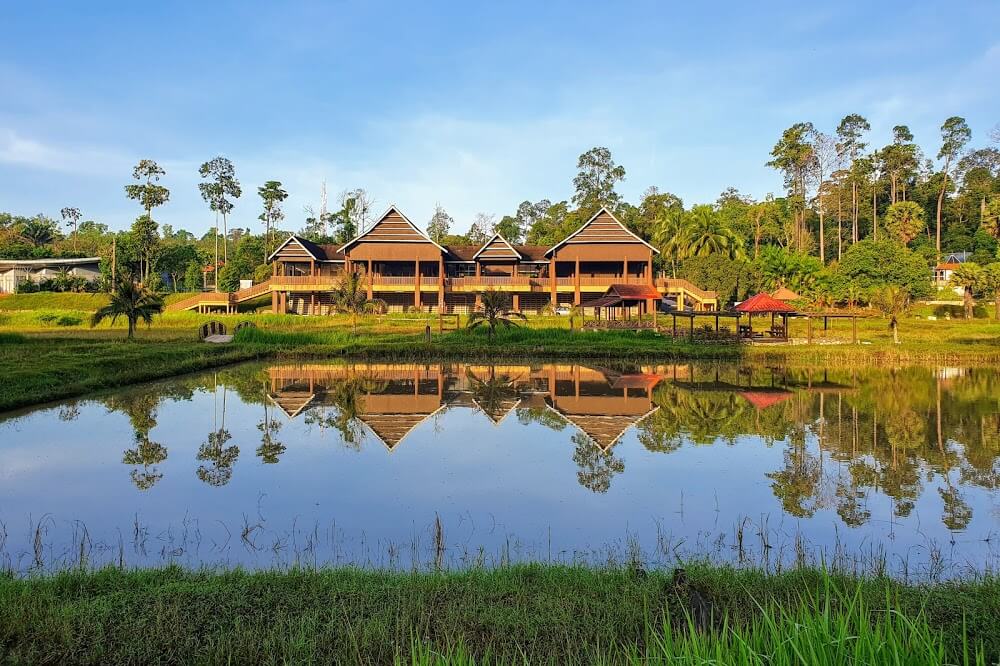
438,257,445,314
574,257,580,305
852,316,858,344
512,293,520,312
367,259,373,300
807,316,813,343
549,257,557,312
672,313,677,337
425,325,431,343
414,259,420,310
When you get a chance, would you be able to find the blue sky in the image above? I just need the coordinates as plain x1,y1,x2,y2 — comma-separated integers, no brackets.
1,1,998,235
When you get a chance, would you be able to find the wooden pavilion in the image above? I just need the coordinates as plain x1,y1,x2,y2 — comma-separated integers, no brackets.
734,293,797,341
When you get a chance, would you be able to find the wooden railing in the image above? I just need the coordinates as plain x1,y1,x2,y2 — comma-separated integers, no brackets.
656,278,718,302
449,276,535,288
273,274,340,286
232,279,273,301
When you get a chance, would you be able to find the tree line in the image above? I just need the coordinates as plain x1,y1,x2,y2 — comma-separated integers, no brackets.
1,116,998,308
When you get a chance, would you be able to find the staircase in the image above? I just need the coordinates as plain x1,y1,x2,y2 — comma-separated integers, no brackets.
167,279,274,312
656,278,719,310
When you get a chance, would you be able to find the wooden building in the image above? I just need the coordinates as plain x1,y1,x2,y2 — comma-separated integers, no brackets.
170,205,719,314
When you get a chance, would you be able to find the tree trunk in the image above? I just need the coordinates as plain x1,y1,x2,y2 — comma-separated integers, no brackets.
836,189,843,261
892,320,899,344
872,186,877,240
964,288,974,320
222,212,229,265
936,166,950,255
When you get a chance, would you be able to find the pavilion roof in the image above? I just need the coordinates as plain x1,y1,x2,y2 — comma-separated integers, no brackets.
734,293,796,314
740,390,793,410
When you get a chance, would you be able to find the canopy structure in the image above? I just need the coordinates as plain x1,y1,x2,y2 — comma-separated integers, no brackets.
582,283,662,323
735,293,797,314
734,293,796,341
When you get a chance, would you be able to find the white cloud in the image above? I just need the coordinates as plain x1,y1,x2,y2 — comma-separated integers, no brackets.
0,129,129,175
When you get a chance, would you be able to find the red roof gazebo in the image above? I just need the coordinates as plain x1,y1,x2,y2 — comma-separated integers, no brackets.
734,293,796,340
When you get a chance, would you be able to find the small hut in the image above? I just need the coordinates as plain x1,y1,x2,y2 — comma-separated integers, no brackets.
582,284,662,327
734,293,796,340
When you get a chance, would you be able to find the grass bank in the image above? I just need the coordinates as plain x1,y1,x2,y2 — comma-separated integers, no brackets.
0,564,995,664
2,301,1000,412
0,336,263,412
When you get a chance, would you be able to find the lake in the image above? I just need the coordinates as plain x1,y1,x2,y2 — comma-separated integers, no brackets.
1,360,997,577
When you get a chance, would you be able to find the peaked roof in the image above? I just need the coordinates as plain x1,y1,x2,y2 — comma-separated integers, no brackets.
740,389,793,411
339,205,446,253
545,207,659,256
735,293,796,313
554,404,660,450
267,235,345,263
770,287,801,301
607,284,661,300
473,233,522,260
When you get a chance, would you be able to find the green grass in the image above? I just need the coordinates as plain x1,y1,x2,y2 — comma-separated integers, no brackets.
0,336,263,412
2,297,1000,413
0,564,994,664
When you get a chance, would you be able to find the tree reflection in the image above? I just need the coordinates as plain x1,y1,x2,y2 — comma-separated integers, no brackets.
302,374,388,450
122,434,168,490
467,367,520,423
197,381,239,487
256,383,285,464
572,433,625,494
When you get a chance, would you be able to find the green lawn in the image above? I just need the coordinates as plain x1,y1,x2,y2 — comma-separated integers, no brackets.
0,564,994,664
2,298,999,412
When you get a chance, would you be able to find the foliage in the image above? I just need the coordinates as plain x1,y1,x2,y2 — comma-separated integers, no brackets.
257,180,288,260
884,201,926,245
90,278,165,339
426,204,453,242
949,263,985,319
677,255,757,306
834,239,932,300
752,245,823,294
466,289,527,339
572,146,626,216
871,285,910,343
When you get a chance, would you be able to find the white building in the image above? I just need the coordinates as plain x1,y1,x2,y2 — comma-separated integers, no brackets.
932,251,972,295
0,257,102,293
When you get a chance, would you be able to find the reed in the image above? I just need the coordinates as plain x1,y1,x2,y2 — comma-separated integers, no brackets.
0,564,994,664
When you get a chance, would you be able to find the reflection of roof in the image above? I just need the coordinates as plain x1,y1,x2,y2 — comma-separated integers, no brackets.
770,287,801,301
735,293,796,313
556,406,660,450
739,390,793,410
611,373,662,390
359,405,447,451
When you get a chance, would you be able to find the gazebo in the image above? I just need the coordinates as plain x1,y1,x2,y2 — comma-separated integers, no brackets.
582,284,663,327
734,293,796,341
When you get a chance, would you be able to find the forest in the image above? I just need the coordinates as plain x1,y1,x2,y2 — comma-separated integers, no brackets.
2,114,998,308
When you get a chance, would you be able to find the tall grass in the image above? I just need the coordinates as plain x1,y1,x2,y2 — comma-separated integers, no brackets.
0,565,993,664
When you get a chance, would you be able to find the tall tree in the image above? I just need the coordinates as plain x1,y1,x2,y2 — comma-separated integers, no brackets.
680,205,745,259
767,123,816,253
339,188,375,235
130,215,159,283
124,159,169,279
198,157,241,267
427,203,453,242
467,213,493,245
572,147,625,216
60,207,82,251
882,125,920,203
883,201,926,246
810,129,837,262
257,180,288,263
935,117,972,254
835,114,870,244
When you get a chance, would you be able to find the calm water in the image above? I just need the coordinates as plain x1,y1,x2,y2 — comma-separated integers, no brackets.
1,361,998,577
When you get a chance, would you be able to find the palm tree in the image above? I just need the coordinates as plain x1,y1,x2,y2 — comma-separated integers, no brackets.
91,278,164,340
653,208,687,277
467,289,527,339
949,263,983,320
681,205,745,259
871,285,910,344
19,218,57,247
331,271,380,332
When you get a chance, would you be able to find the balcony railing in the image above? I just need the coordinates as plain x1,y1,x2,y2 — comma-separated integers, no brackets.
449,276,535,288
274,274,340,286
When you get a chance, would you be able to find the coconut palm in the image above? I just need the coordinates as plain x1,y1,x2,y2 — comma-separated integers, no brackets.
19,218,58,247
331,271,381,332
681,205,745,260
949,263,984,320
91,278,164,340
653,208,687,277
467,289,527,340
871,285,910,344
